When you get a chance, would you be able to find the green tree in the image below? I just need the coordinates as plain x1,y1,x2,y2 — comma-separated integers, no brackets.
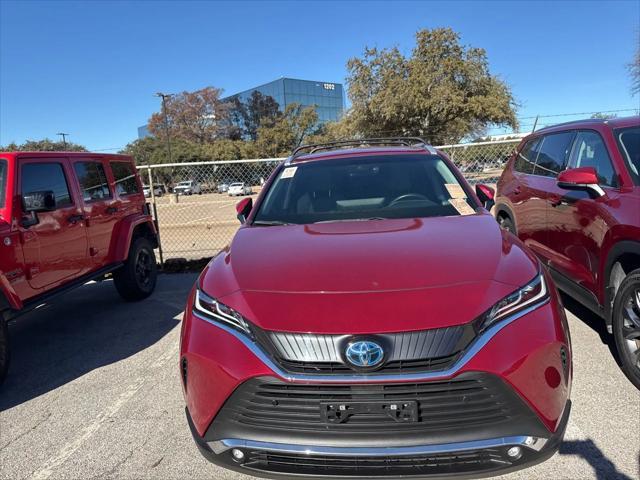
121,136,207,165
1,138,87,152
147,87,230,144
345,28,518,144
256,103,319,157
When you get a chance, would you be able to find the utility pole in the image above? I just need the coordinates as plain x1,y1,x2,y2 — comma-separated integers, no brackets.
155,92,173,163
56,132,69,148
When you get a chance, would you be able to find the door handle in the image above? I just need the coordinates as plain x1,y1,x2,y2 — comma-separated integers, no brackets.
68,214,85,224
106,206,118,214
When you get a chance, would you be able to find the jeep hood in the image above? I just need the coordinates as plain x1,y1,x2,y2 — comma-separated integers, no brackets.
200,214,540,333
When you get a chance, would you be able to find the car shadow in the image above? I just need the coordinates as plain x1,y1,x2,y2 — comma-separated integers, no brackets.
560,293,622,367
0,274,195,411
559,439,635,480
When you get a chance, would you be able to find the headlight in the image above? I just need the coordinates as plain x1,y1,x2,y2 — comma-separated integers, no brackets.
194,288,253,337
475,273,548,333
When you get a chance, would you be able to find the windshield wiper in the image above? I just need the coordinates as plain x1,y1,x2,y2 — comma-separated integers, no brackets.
251,220,293,227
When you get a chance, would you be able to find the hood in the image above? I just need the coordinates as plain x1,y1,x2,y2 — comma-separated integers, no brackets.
201,213,539,333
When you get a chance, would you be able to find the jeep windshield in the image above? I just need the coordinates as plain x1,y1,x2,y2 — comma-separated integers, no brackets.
616,126,640,186
253,154,477,225
0,159,6,210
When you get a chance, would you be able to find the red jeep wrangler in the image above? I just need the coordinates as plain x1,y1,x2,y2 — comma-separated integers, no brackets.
0,152,159,384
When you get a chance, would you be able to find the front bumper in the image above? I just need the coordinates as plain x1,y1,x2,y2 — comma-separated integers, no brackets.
186,400,571,479
180,281,572,478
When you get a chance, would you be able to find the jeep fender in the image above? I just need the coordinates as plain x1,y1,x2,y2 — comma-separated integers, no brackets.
0,271,23,312
111,215,158,264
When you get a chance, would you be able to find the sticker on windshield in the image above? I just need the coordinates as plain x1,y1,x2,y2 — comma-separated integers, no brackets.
281,167,298,179
445,183,466,199
449,198,476,216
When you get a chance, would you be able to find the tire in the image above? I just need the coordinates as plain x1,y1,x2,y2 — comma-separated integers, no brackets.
498,215,516,234
612,268,640,390
113,237,158,302
0,318,9,385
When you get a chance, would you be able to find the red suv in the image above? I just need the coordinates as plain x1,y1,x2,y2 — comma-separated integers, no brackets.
0,152,158,383
495,116,640,389
180,139,572,478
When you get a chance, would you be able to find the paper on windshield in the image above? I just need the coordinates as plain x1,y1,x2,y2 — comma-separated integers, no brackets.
449,198,476,216
444,183,466,199
281,167,298,179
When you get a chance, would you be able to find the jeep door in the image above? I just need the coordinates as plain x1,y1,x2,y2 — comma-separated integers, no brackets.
18,158,89,289
72,159,119,266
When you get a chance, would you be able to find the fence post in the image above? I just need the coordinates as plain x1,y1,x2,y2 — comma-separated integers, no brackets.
146,164,164,267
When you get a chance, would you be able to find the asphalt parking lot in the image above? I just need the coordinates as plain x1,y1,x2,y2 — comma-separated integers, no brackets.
0,274,638,480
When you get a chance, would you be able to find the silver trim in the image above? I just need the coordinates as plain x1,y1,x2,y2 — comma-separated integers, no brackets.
209,435,548,456
192,295,550,384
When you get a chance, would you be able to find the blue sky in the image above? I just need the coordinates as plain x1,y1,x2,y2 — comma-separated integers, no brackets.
1,0,638,151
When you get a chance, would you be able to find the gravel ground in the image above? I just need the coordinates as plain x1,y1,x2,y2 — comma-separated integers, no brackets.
0,273,638,480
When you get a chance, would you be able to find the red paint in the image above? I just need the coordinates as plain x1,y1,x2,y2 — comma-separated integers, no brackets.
496,116,640,309
181,144,573,445
0,151,156,310
557,167,599,186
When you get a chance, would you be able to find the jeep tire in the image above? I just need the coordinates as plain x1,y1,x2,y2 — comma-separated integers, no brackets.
0,318,9,385
612,268,640,390
113,237,157,302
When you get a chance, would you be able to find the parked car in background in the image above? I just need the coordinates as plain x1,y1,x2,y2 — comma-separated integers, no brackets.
217,182,230,194
227,182,252,196
495,116,640,389
143,184,165,198
174,180,201,195
0,151,159,384
181,138,572,478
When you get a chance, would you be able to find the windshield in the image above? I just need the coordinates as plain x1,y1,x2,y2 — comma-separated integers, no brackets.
254,154,477,225
231,183,243,187
616,126,640,186
177,181,191,186
0,160,6,209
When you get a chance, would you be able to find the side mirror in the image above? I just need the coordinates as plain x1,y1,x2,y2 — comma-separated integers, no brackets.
475,184,495,210
23,190,56,212
236,197,253,224
557,167,605,197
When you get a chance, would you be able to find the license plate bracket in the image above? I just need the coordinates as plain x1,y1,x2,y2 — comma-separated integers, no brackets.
320,400,419,424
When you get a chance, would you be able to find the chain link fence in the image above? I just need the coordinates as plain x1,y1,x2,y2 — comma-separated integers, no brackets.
137,139,521,262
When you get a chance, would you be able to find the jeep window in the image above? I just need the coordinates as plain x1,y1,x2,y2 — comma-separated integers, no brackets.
21,163,73,208
569,131,617,187
615,126,640,186
110,162,139,196
514,138,540,175
0,160,6,208
74,162,112,202
533,132,574,177
254,154,476,225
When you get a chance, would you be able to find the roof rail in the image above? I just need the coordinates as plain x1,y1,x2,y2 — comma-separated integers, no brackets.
288,137,438,163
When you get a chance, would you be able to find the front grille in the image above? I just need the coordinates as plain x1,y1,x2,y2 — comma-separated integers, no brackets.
278,353,459,374
243,448,512,477
253,324,476,375
208,372,550,446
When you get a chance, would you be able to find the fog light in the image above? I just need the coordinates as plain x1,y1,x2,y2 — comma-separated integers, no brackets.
231,448,245,462
507,446,522,459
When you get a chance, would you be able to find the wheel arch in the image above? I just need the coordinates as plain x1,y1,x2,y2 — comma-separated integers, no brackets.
494,203,516,228
111,216,158,263
603,240,640,324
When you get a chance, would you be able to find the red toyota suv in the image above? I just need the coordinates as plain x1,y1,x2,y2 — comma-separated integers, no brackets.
0,152,158,384
180,139,572,479
494,116,640,389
